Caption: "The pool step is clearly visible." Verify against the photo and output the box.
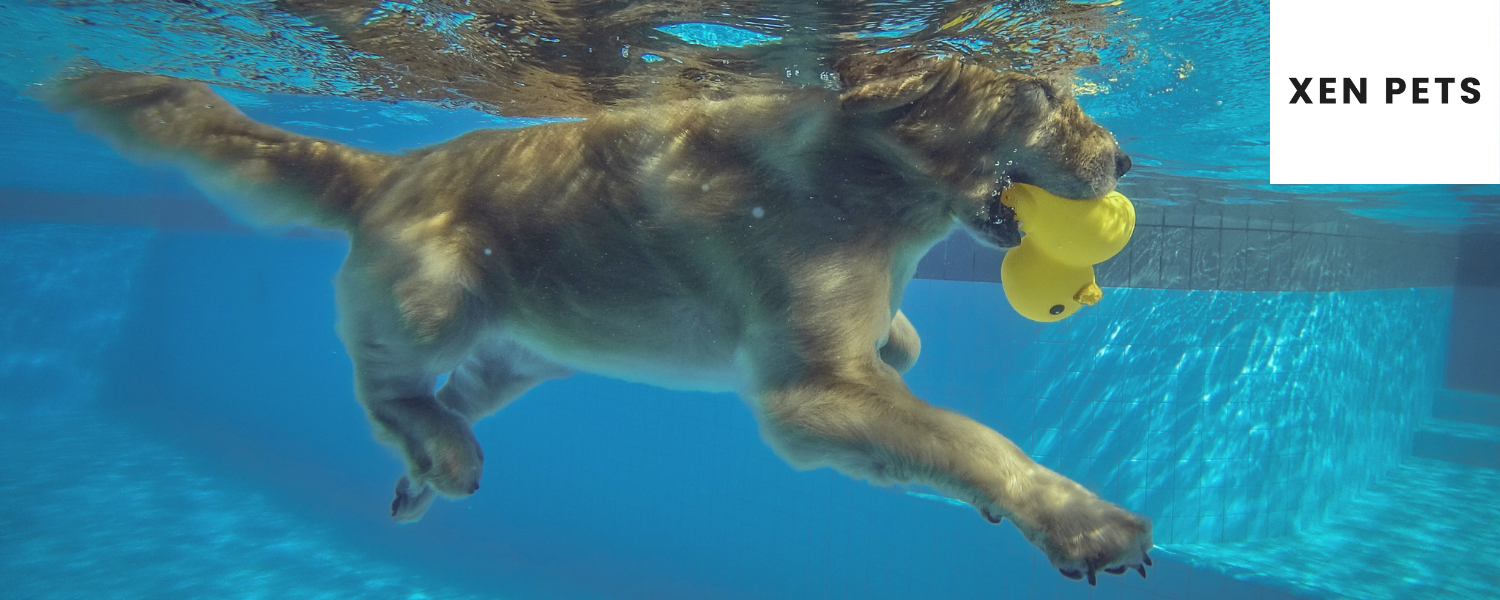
[1431,389,1500,427]
[1161,456,1500,599]
[1412,390,1500,470]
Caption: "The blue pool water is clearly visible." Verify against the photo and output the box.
[2,2,1498,599]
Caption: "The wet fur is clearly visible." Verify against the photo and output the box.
[46,56,1151,583]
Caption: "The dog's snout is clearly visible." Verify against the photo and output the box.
[1115,152,1132,178]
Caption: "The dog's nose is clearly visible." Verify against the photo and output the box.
[1115,152,1132,178]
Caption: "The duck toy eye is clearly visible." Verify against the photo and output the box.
[998,183,1136,322]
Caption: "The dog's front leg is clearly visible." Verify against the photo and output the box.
[754,361,1152,583]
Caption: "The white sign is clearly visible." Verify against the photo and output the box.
[1270,1,1500,184]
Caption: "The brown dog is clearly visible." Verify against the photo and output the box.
[46,55,1150,585]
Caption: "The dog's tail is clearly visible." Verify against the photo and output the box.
[41,70,395,230]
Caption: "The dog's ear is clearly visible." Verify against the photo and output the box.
[836,53,950,113]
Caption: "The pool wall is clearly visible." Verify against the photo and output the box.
[1447,231,1500,397]
[0,223,154,416]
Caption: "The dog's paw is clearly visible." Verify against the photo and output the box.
[391,475,439,523]
[1028,496,1153,586]
[374,397,485,502]
[406,421,484,499]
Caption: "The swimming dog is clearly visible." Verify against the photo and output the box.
[47,54,1149,584]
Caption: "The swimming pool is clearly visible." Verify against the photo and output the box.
[1,1,1497,599]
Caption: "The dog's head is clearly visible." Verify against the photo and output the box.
[839,55,1130,246]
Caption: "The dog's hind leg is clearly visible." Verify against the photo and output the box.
[383,340,573,522]
[878,310,921,374]
[435,339,573,425]
[335,259,487,524]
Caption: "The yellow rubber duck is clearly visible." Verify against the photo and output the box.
[999,183,1136,322]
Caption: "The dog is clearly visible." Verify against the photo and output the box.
[46,54,1150,585]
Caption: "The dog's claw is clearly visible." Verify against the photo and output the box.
[1142,550,1153,567]
[1136,564,1148,578]
[1083,559,1100,586]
